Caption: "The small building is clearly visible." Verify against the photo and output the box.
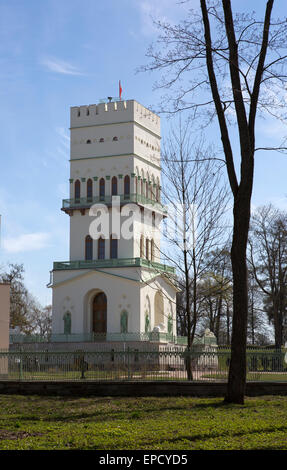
[0,283,10,377]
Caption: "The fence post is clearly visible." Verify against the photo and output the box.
[127,347,130,380]
[19,348,23,381]
[81,359,86,379]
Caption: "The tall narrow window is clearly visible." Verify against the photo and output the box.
[111,176,118,196]
[110,236,118,259]
[99,178,105,201]
[140,235,144,258]
[146,239,149,260]
[152,212,155,228]
[124,175,130,199]
[156,186,160,202]
[87,178,93,202]
[98,237,105,259]
[75,180,81,202]
[85,235,93,260]
[151,239,155,261]
[146,181,149,199]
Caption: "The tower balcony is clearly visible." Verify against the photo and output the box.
[53,257,175,274]
[61,193,167,215]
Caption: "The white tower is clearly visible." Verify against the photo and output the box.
[50,98,178,343]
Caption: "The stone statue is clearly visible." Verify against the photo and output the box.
[120,311,128,334]
[204,328,215,337]
[63,311,71,335]
[145,313,150,333]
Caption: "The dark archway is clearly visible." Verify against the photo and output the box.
[92,292,107,334]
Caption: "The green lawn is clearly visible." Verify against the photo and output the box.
[0,394,287,450]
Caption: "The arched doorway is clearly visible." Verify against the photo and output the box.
[92,292,107,334]
[154,291,164,327]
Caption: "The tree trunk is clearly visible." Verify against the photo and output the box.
[215,295,222,340]
[226,303,230,345]
[225,193,251,404]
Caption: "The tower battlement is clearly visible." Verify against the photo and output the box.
[70,99,160,136]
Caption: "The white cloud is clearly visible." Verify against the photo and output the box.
[138,1,171,36]
[40,57,84,76]
[56,127,70,149]
[2,232,51,253]
[137,0,191,36]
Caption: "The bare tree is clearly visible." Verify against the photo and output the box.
[0,263,30,331]
[0,263,51,337]
[141,0,287,403]
[249,204,287,348]
[199,248,233,344]
[160,122,230,378]
[25,300,52,339]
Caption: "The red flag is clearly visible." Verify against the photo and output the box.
[119,80,122,100]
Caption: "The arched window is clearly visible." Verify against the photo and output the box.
[111,176,118,196]
[98,237,105,259]
[140,235,144,258]
[146,239,149,260]
[156,186,160,202]
[99,137,104,143]
[124,175,130,199]
[151,239,155,261]
[112,136,118,141]
[145,313,150,333]
[146,181,149,199]
[85,235,93,260]
[86,139,91,144]
[87,178,93,202]
[141,179,144,196]
[152,212,155,228]
[110,236,118,259]
[168,314,173,335]
[154,291,164,326]
[63,311,71,335]
[74,180,81,202]
[99,178,105,201]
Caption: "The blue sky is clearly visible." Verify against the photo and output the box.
[0,0,287,306]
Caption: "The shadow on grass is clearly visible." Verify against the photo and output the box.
[0,395,275,428]
[97,423,287,451]
[1,399,236,425]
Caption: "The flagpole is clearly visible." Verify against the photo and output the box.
[119,80,122,101]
